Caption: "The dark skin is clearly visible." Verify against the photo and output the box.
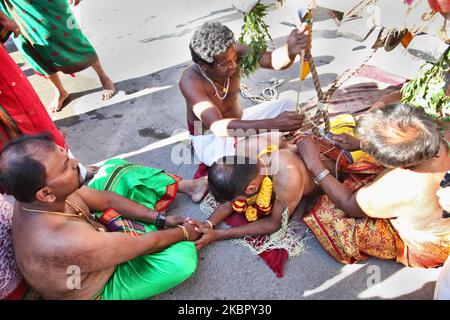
[0,9,20,38]
[187,148,331,250]
[180,24,311,137]
[11,145,202,300]
[296,135,367,218]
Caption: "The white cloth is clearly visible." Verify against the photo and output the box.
[434,256,450,300]
[191,98,295,166]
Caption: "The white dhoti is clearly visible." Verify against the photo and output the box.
[190,98,295,166]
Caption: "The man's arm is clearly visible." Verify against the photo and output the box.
[179,72,303,136]
[0,9,20,38]
[55,219,198,273]
[77,186,160,224]
[369,90,402,111]
[296,136,367,218]
[237,24,311,71]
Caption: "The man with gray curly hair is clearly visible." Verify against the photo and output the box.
[189,22,236,66]
[180,21,311,178]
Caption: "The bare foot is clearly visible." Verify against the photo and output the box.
[86,165,100,180]
[184,176,209,203]
[100,76,115,100]
[51,90,70,112]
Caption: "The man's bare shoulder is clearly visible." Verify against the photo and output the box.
[179,65,203,89]
[272,150,306,188]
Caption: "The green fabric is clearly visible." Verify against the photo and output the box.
[0,0,98,75]
[88,158,197,300]
[88,158,177,217]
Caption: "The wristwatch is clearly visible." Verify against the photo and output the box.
[313,169,330,186]
[155,212,166,230]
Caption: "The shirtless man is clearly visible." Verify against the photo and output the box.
[188,135,326,250]
[0,134,207,300]
[297,103,450,267]
[179,21,310,169]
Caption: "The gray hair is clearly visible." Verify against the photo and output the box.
[189,22,235,64]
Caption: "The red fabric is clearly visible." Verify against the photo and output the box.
[0,44,65,148]
[3,279,29,300]
[224,210,289,278]
[193,163,209,179]
[428,0,450,13]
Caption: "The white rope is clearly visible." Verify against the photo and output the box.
[240,77,284,102]
[231,207,309,258]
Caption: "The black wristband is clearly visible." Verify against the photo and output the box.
[155,213,166,230]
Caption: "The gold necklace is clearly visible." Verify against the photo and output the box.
[196,64,230,99]
[22,200,105,232]
[21,206,82,218]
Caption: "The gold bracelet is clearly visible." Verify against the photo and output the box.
[177,225,189,241]
[205,219,214,229]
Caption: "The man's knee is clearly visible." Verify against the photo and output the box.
[169,242,198,283]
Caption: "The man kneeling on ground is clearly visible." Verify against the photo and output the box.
[0,134,208,300]
[297,103,450,267]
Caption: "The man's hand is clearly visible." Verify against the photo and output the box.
[329,133,361,152]
[270,111,305,132]
[437,187,450,212]
[165,215,190,228]
[181,221,201,242]
[286,23,311,59]
[0,16,20,38]
[188,219,219,250]
[296,135,323,171]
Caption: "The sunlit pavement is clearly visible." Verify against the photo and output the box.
[7,0,442,299]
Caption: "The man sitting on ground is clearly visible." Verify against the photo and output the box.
[180,21,310,177]
[0,134,208,300]
[297,103,450,267]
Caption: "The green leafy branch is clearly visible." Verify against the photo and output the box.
[401,49,450,122]
[238,2,273,77]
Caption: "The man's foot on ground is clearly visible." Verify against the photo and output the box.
[100,77,115,100]
[86,165,100,180]
[50,90,70,112]
[188,176,209,203]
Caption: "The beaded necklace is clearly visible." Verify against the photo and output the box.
[197,64,230,100]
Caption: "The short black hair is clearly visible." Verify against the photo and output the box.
[356,103,441,168]
[208,156,258,203]
[0,133,56,203]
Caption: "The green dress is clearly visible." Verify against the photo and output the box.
[88,158,197,300]
[0,0,98,75]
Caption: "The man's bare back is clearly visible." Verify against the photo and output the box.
[12,191,113,300]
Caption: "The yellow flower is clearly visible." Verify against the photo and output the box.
[256,176,272,209]
[245,206,258,222]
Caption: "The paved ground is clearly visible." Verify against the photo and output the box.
[7,0,444,299]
